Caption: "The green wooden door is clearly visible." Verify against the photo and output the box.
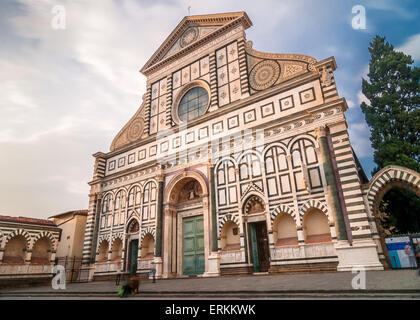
[129,239,138,275]
[249,223,260,272]
[183,215,205,275]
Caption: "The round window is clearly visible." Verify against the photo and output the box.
[178,86,209,122]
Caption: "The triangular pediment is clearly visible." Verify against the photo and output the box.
[140,12,252,75]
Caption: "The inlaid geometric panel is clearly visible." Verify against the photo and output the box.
[261,102,275,118]
[279,95,294,111]
[186,131,195,144]
[199,127,209,140]
[200,56,209,75]
[226,42,238,63]
[138,149,146,160]
[108,160,116,171]
[216,47,227,67]
[128,153,135,164]
[217,65,228,87]
[181,66,190,85]
[229,79,241,102]
[218,84,230,106]
[228,60,240,81]
[118,157,125,168]
[227,115,239,129]
[212,121,224,135]
[191,61,200,80]
[308,167,322,188]
[160,141,169,153]
[299,88,316,104]
[173,136,181,149]
[172,70,181,89]
[243,109,256,124]
[149,145,157,156]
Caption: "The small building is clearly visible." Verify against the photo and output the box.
[49,210,88,260]
[0,215,61,288]
[49,210,88,282]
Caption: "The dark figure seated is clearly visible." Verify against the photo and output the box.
[120,276,139,297]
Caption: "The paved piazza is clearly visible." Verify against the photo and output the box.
[1,270,419,299]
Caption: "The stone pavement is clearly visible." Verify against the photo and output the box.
[1,269,419,299]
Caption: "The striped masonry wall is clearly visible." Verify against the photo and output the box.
[81,194,98,264]
[237,39,250,96]
[330,129,372,239]
[209,53,218,109]
[144,86,152,135]
[165,74,173,127]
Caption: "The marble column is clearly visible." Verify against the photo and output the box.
[315,126,348,241]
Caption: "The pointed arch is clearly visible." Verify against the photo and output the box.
[367,165,420,214]
[218,214,240,234]
[110,232,124,246]
[271,203,296,224]
[140,226,156,243]
[299,199,330,223]
[5,229,31,247]
[32,231,57,250]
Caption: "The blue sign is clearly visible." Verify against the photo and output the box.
[385,236,417,269]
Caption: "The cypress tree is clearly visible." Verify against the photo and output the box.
[361,35,420,234]
[361,35,420,173]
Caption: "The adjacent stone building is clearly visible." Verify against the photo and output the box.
[81,12,420,280]
[49,210,88,260]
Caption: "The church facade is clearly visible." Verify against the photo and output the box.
[81,12,420,279]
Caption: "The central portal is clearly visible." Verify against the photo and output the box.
[162,171,210,278]
[182,215,205,275]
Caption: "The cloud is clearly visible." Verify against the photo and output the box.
[357,90,370,105]
[1,0,402,218]
[364,0,417,20]
[397,33,420,62]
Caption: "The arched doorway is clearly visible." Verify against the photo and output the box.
[163,171,209,278]
[366,165,420,268]
[31,237,52,264]
[243,195,270,273]
[3,235,28,264]
[126,219,139,275]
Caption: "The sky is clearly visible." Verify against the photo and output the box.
[0,0,419,219]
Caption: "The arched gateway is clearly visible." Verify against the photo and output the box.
[162,170,210,277]
[365,165,420,266]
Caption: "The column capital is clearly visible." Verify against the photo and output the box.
[314,125,327,140]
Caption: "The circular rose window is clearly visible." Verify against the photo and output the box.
[178,86,209,122]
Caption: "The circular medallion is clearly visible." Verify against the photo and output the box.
[127,118,144,142]
[249,60,280,91]
[180,27,199,48]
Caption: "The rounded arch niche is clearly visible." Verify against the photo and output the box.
[243,195,266,215]
[164,170,209,206]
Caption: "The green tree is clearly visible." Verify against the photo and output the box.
[361,35,420,234]
[361,35,420,174]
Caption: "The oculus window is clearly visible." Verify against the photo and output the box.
[178,86,209,122]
